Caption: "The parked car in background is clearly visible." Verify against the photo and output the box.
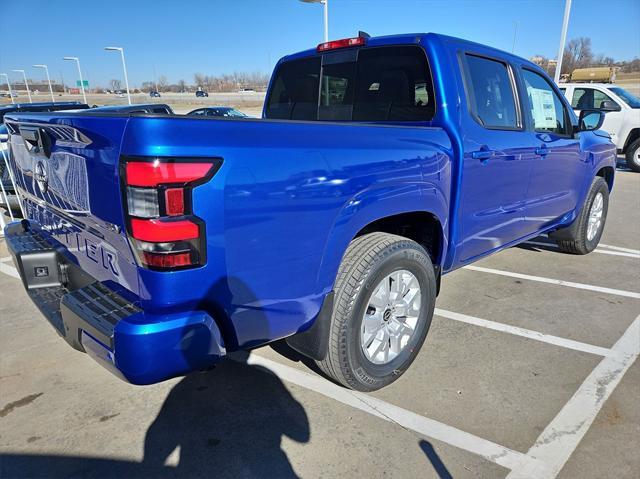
[560,83,640,171]
[3,33,616,391]
[149,91,161,98]
[195,90,209,97]
[187,106,249,118]
[89,103,174,115]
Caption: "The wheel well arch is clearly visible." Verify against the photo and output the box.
[596,166,614,190]
[623,128,640,152]
[354,211,444,265]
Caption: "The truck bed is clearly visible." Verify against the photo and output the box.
[5,112,453,352]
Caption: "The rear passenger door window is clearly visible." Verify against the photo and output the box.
[521,69,570,136]
[462,54,519,129]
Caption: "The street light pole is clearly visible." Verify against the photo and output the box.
[33,64,54,102]
[0,73,14,104]
[554,0,572,84]
[323,0,328,42]
[63,57,87,104]
[512,21,519,54]
[300,0,329,42]
[12,70,32,103]
[105,47,131,105]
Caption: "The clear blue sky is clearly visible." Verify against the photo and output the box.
[1,0,638,88]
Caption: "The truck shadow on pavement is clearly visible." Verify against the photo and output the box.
[0,353,311,478]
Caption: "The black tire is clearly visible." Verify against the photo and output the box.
[317,232,436,391]
[551,177,609,255]
[625,138,640,173]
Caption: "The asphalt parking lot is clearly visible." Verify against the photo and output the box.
[0,165,638,478]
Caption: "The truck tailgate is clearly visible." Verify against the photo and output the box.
[4,115,140,296]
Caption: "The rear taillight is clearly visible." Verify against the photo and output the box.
[122,157,221,271]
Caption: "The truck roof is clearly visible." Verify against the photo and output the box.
[278,32,540,70]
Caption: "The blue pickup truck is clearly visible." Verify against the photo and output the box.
[3,33,616,391]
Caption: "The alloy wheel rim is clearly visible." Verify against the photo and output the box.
[360,270,421,365]
[587,192,604,241]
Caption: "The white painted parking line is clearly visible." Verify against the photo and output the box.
[434,309,613,358]
[241,353,539,472]
[0,260,19,279]
[598,243,640,255]
[524,241,640,259]
[464,265,640,300]
[507,314,640,479]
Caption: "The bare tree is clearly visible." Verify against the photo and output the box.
[193,73,205,90]
[157,75,168,92]
[177,79,186,92]
[562,37,593,74]
[593,54,615,66]
[141,81,155,92]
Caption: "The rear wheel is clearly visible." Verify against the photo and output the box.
[317,232,436,391]
[625,138,640,173]
[552,176,609,255]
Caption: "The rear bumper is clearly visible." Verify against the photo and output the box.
[4,220,226,385]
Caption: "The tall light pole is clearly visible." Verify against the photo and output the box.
[554,0,572,84]
[300,0,329,42]
[33,64,54,102]
[105,47,131,105]
[512,21,519,54]
[0,73,14,104]
[63,56,87,104]
[12,70,32,103]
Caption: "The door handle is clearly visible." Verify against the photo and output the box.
[535,146,549,157]
[471,149,495,160]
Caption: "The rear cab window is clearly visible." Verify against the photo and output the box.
[265,45,435,122]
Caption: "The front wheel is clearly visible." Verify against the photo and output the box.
[626,138,640,173]
[552,176,609,254]
[317,232,436,391]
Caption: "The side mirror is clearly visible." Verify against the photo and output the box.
[0,133,8,143]
[600,100,621,112]
[578,109,605,132]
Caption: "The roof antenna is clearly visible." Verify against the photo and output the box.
[358,31,371,39]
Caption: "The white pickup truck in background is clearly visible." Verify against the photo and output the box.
[560,83,640,172]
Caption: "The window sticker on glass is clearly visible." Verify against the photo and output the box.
[530,88,557,129]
